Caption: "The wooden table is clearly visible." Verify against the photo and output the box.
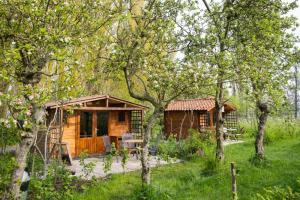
[123,139,143,148]
[123,139,143,144]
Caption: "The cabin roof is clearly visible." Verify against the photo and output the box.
[165,97,236,111]
[45,94,147,109]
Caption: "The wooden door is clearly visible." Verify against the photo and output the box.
[94,112,108,153]
[77,111,108,156]
[78,111,94,155]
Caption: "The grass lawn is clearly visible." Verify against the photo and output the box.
[73,136,300,200]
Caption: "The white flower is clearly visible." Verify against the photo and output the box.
[28,95,34,100]
[26,110,31,116]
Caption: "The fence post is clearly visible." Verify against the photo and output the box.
[231,162,238,200]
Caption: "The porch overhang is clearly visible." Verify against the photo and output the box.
[75,107,144,111]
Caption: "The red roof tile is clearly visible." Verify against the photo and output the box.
[165,97,235,111]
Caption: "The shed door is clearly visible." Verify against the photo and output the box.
[94,112,108,153]
[77,111,108,155]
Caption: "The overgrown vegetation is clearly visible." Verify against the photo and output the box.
[73,134,300,200]
[157,129,214,161]
[0,153,16,199]
[253,179,300,200]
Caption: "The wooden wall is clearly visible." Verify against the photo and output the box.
[108,111,130,136]
[164,111,199,139]
[62,113,76,157]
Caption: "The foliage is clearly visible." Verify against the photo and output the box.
[73,136,300,200]
[0,153,16,198]
[253,179,300,200]
[29,161,76,200]
[201,157,221,177]
[157,129,213,161]
[103,142,117,176]
[103,154,113,176]
[241,118,300,144]
[132,184,172,200]
[0,118,20,152]
[79,150,96,178]
[120,147,129,173]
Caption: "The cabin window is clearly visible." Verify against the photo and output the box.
[131,111,142,133]
[118,111,126,122]
[96,112,108,136]
[80,112,93,138]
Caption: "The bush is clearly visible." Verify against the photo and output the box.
[132,184,172,200]
[0,118,20,152]
[157,129,213,161]
[29,161,76,200]
[252,179,300,200]
[201,157,221,176]
[0,153,16,198]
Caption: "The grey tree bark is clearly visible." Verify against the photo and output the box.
[141,109,160,185]
[215,83,225,161]
[294,65,298,119]
[255,101,269,158]
[10,99,45,199]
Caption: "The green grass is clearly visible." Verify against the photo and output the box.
[73,136,300,200]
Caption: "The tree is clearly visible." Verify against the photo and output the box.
[294,65,299,119]
[101,0,205,185]
[182,0,239,161]
[0,1,113,197]
[232,0,298,158]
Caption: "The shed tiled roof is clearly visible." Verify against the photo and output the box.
[166,98,215,111]
[165,97,236,111]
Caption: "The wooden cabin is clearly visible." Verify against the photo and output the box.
[44,95,146,158]
[164,98,236,139]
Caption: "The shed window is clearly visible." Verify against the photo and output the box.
[80,112,93,138]
[118,112,126,122]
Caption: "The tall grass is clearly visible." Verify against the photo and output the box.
[239,118,300,144]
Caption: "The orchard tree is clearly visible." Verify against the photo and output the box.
[101,0,206,185]
[182,0,239,161]
[0,1,114,198]
[232,0,298,159]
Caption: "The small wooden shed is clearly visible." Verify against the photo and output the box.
[44,95,146,158]
[164,98,236,139]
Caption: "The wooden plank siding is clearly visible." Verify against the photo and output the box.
[164,111,200,139]
[62,113,76,157]
[108,111,130,137]
[45,95,146,158]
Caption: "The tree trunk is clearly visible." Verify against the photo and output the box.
[10,130,36,199]
[10,102,44,199]
[255,101,269,158]
[215,83,225,161]
[141,109,160,185]
[294,65,298,119]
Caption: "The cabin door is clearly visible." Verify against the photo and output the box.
[77,111,108,155]
[94,112,108,153]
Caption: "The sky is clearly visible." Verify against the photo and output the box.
[291,2,300,38]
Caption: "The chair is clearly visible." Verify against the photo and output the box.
[103,136,111,154]
[122,133,139,157]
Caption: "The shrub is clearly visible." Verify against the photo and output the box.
[157,129,213,161]
[0,118,20,153]
[29,161,76,200]
[132,184,172,200]
[252,179,300,200]
[79,150,96,178]
[0,153,16,198]
[201,157,221,176]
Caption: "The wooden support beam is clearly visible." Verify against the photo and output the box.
[76,107,144,111]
